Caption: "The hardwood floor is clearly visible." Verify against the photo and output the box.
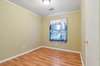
[0,48,82,66]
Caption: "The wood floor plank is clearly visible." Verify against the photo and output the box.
[0,48,82,66]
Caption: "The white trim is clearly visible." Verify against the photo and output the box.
[48,10,80,16]
[0,46,43,64]
[6,0,39,16]
[80,54,85,66]
[42,46,84,66]
[41,46,80,54]
[0,46,84,66]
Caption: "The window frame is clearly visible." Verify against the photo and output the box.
[49,18,68,42]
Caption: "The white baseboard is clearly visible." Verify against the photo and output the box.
[42,46,84,66]
[0,46,84,66]
[80,54,85,66]
[41,46,80,54]
[0,46,43,64]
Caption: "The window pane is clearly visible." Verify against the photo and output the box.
[49,18,67,42]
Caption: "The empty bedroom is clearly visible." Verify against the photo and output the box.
[0,0,99,66]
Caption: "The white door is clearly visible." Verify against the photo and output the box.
[82,0,100,66]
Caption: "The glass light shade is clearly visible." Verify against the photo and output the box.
[42,0,51,5]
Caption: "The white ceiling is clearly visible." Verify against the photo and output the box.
[8,0,81,16]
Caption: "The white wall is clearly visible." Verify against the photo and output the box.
[0,0,42,61]
[81,0,100,66]
[42,11,81,51]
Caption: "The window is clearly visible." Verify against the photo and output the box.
[49,18,67,42]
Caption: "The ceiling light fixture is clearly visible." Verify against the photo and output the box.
[42,0,51,5]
